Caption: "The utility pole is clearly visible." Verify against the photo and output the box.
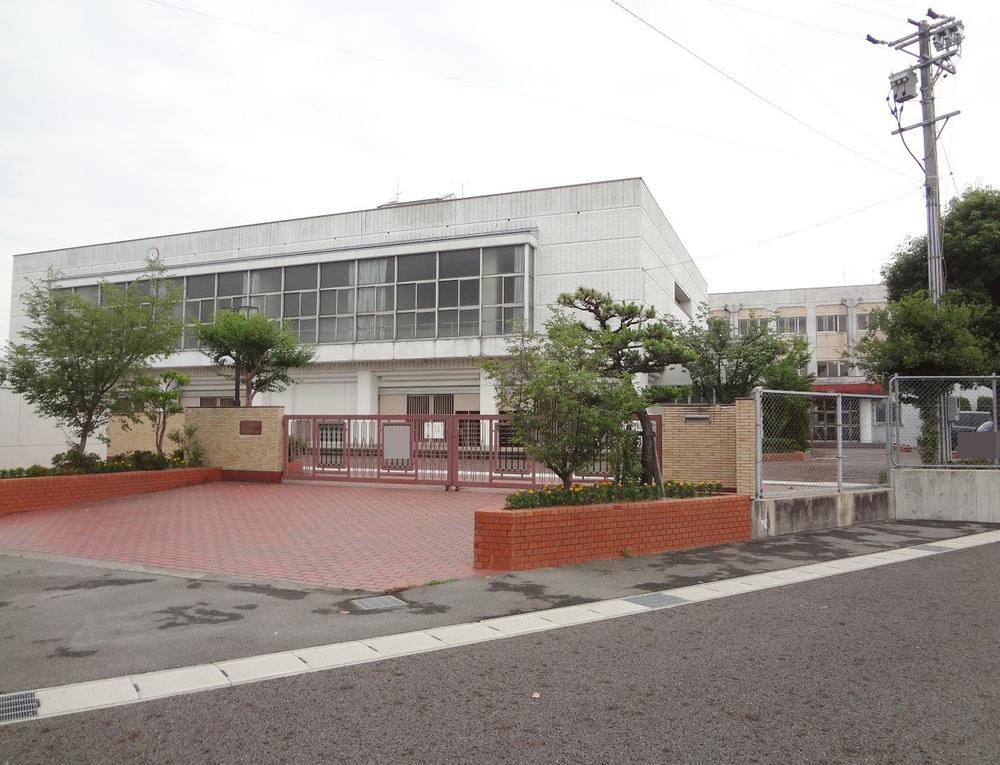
[868,10,964,304]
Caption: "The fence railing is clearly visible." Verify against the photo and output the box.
[888,375,999,469]
[283,413,660,489]
[754,388,891,498]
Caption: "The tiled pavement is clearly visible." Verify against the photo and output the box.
[0,482,502,591]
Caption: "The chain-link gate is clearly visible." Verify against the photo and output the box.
[888,375,1000,468]
[754,388,891,498]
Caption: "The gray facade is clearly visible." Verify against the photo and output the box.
[2,178,707,465]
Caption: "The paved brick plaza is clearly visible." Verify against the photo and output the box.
[0,482,501,591]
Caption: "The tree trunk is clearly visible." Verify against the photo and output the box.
[155,415,166,457]
[244,373,254,407]
[636,409,663,494]
[77,430,88,455]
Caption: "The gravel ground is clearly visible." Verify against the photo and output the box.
[2,542,998,764]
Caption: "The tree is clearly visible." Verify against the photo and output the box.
[197,311,315,406]
[482,317,644,489]
[0,258,182,454]
[882,186,1000,365]
[855,292,990,462]
[556,288,695,488]
[884,186,1000,304]
[126,370,191,456]
[674,309,814,404]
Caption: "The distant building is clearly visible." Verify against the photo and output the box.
[708,283,886,390]
[708,284,889,446]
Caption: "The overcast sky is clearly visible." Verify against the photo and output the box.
[2,0,997,339]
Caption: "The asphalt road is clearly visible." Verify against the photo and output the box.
[3,542,999,764]
[1,520,992,691]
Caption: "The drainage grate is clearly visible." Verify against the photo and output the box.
[623,592,688,609]
[350,595,408,611]
[0,691,40,723]
[910,543,951,553]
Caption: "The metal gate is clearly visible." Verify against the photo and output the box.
[283,414,660,489]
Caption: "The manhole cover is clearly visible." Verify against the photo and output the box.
[350,595,408,611]
[0,691,40,723]
[623,592,688,609]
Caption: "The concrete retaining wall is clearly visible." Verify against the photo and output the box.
[894,468,1000,523]
[752,488,895,538]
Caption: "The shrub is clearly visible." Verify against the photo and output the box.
[504,480,723,509]
[977,395,994,412]
[51,450,105,474]
[958,396,972,411]
[127,450,170,471]
[168,425,205,467]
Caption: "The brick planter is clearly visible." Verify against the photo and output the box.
[0,467,223,517]
[474,494,751,571]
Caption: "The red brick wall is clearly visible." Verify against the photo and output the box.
[0,467,223,516]
[474,495,751,571]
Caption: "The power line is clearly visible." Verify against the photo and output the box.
[941,142,960,197]
[607,0,916,181]
[141,0,840,160]
[815,0,900,22]
[708,0,899,165]
[710,0,861,39]
[641,184,922,274]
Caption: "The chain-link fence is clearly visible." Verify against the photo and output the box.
[755,389,891,497]
[889,375,1000,468]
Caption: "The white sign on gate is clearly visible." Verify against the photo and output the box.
[383,424,411,468]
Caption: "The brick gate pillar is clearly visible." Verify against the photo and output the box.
[184,406,286,482]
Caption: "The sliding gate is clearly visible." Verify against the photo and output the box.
[283,414,660,489]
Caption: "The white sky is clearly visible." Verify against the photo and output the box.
[2,0,997,340]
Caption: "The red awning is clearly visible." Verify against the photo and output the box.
[811,382,885,395]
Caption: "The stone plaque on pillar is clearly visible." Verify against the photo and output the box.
[239,420,263,436]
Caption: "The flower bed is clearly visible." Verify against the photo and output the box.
[505,480,723,509]
[475,493,751,571]
[0,467,223,517]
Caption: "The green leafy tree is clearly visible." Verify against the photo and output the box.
[483,317,645,489]
[126,370,191,456]
[0,258,182,454]
[855,292,990,462]
[556,287,695,488]
[674,309,814,403]
[883,186,1000,365]
[197,311,315,406]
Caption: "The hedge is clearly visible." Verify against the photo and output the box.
[505,480,724,509]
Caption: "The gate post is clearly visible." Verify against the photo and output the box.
[753,387,763,499]
[836,393,844,492]
[447,415,459,490]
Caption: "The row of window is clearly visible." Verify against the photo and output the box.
[816,360,855,377]
[59,245,531,348]
[735,313,873,335]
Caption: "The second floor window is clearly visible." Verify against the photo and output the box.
[816,360,853,377]
[816,314,846,333]
[776,315,806,334]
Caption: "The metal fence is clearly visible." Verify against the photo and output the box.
[283,414,660,489]
[754,388,891,498]
[888,375,999,468]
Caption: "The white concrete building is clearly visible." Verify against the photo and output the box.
[708,284,890,446]
[2,178,706,466]
[708,283,887,386]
